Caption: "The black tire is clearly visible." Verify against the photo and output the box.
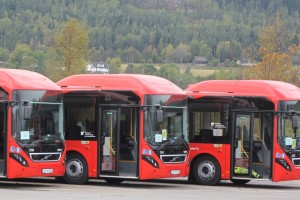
[104,178,123,184]
[192,155,221,186]
[231,179,250,185]
[63,153,88,184]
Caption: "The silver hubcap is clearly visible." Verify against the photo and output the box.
[198,161,215,180]
[66,159,83,179]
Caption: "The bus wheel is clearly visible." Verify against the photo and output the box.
[64,153,88,184]
[231,179,250,185]
[104,178,123,184]
[192,155,221,185]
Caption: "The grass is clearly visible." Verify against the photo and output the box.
[190,68,216,77]
[120,63,219,78]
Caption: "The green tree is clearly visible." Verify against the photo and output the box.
[46,18,89,81]
[106,57,122,74]
[0,48,10,62]
[120,47,141,63]
[157,64,181,85]
[161,44,174,63]
[199,41,213,61]
[9,44,32,68]
[173,43,192,63]
[216,41,230,63]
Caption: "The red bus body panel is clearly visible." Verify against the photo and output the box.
[186,80,300,182]
[189,143,231,179]
[58,74,189,180]
[0,69,66,179]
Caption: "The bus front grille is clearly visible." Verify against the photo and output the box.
[160,154,187,163]
[30,152,62,162]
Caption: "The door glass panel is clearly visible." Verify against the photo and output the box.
[234,114,251,176]
[119,107,138,177]
[0,103,6,176]
[100,109,118,173]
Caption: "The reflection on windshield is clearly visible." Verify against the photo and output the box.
[12,90,64,154]
[278,115,300,150]
[145,107,188,146]
[144,95,188,150]
[278,101,300,150]
[12,103,64,146]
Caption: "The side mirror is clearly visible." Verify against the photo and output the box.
[156,109,163,124]
[23,105,32,120]
[292,115,298,129]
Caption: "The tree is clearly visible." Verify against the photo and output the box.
[161,44,174,63]
[46,18,89,81]
[244,12,297,84]
[289,44,300,66]
[258,11,289,56]
[173,43,192,63]
[0,48,10,62]
[9,44,32,68]
[245,53,294,82]
[216,41,230,63]
[106,57,122,74]
[157,64,181,85]
[120,47,141,63]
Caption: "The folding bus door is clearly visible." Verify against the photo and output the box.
[232,112,271,180]
[232,112,254,179]
[99,107,138,178]
[0,103,7,177]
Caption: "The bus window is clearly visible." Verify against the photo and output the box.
[189,101,229,143]
[64,96,96,140]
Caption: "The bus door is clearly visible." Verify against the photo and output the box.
[99,107,138,178]
[232,112,272,180]
[0,102,7,177]
[232,112,254,179]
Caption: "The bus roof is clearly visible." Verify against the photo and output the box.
[0,68,60,91]
[57,74,185,95]
[185,80,300,100]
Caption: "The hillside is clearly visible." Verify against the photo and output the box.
[0,0,299,88]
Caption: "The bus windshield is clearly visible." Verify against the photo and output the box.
[144,95,188,149]
[12,90,64,161]
[278,101,300,150]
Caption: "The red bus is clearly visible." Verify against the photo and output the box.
[185,80,300,185]
[0,69,65,179]
[57,74,189,184]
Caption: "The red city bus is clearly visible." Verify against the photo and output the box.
[185,80,300,185]
[0,69,65,179]
[57,74,189,184]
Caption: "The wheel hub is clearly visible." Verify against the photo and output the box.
[198,161,215,180]
[66,159,83,178]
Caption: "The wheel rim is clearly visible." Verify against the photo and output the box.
[66,158,83,179]
[197,161,215,181]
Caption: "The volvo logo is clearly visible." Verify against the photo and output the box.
[170,156,179,162]
[41,155,52,160]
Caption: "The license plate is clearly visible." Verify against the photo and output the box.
[42,168,53,174]
[170,170,180,175]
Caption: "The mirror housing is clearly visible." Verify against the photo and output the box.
[23,104,32,120]
[156,109,163,124]
[291,115,299,129]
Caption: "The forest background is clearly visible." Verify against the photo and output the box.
[0,0,300,89]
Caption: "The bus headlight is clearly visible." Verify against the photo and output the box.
[9,153,29,167]
[275,158,291,171]
[142,155,159,168]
